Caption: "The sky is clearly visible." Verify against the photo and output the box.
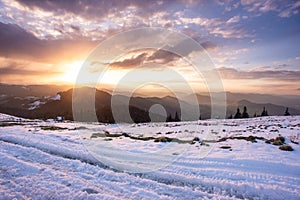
[0,0,299,95]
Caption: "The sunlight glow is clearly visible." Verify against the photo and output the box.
[59,60,84,84]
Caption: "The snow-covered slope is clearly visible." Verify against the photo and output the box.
[0,113,26,121]
[0,113,299,199]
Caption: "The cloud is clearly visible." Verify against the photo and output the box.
[180,28,203,42]
[241,0,300,18]
[147,49,180,64]
[2,0,296,47]
[0,63,31,75]
[200,41,218,51]
[0,62,55,76]
[148,38,214,65]
[109,53,148,68]
[1,0,200,42]
[241,0,276,12]
[180,29,218,51]
[226,15,240,24]
[0,59,63,84]
[250,65,279,71]
[0,22,41,58]
[179,16,223,27]
[210,26,252,38]
[179,15,252,39]
[0,19,218,74]
[211,47,249,64]
[107,37,213,69]
[107,34,218,69]
[258,1,277,12]
[0,22,97,63]
[2,0,255,43]
[107,49,180,69]
[15,0,180,20]
[217,67,300,81]
[278,0,300,17]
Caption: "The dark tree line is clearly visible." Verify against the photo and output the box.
[228,106,291,119]
[230,106,249,119]
[166,111,180,122]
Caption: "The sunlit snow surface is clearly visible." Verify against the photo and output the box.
[0,113,299,199]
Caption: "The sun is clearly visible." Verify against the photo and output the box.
[59,60,84,84]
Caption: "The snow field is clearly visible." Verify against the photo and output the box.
[0,114,299,199]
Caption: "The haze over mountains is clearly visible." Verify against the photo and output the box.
[0,83,299,122]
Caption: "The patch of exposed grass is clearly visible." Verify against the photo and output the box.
[68,126,88,131]
[40,126,68,131]
[90,132,122,139]
[0,122,25,127]
[154,137,196,144]
[154,136,173,143]
[218,135,265,143]
[121,132,155,141]
[90,132,199,144]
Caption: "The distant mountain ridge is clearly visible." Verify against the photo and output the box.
[0,83,70,98]
[0,83,299,122]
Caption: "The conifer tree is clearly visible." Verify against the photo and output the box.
[174,111,180,122]
[166,114,173,122]
[242,106,249,118]
[284,107,290,116]
[261,107,269,116]
[265,109,269,116]
[234,107,242,119]
[261,107,266,116]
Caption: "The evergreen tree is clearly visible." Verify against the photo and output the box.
[174,112,180,122]
[242,106,249,118]
[199,115,202,120]
[284,107,290,116]
[261,107,265,116]
[253,112,257,117]
[265,109,269,116]
[166,114,173,122]
[261,107,269,116]
[234,107,242,119]
[228,114,233,119]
